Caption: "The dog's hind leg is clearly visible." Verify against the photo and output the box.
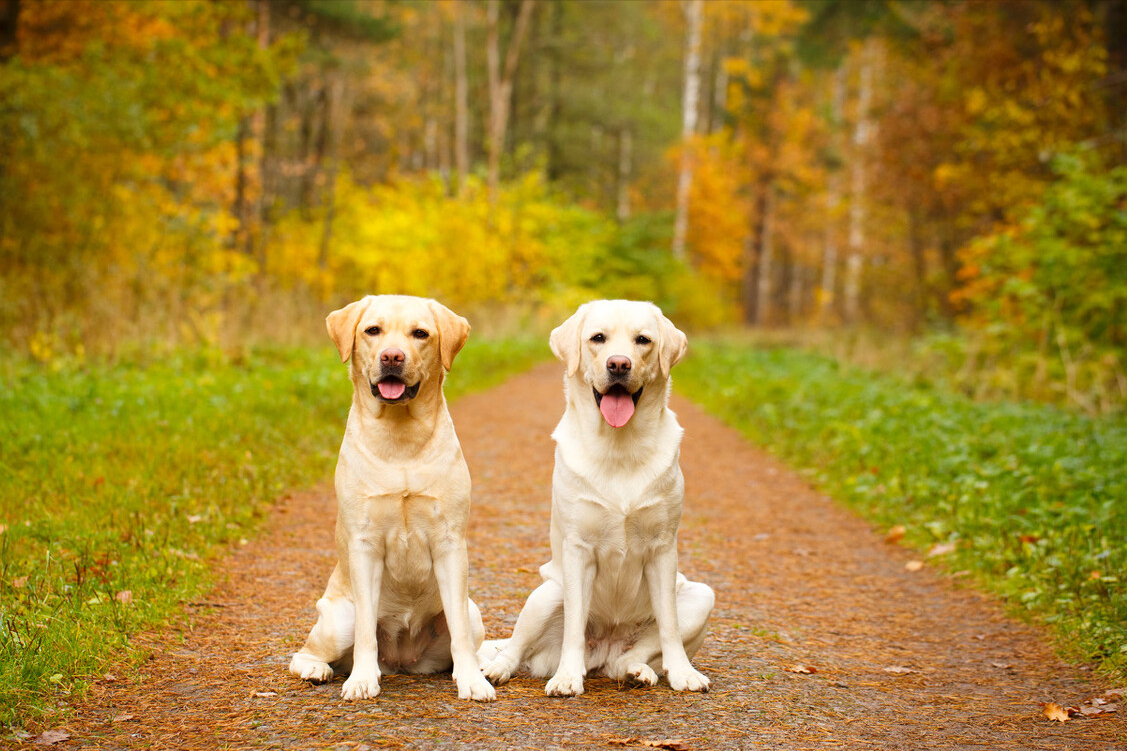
[482,580,564,685]
[289,564,355,684]
[607,577,714,688]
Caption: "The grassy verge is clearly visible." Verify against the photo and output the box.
[0,337,547,728]
[678,340,1126,678]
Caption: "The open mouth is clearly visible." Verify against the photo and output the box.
[371,376,421,403]
[592,384,643,428]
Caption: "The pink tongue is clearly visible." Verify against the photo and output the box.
[599,390,635,428]
[378,380,406,400]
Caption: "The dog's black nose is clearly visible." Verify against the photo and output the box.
[381,348,406,367]
[606,356,632,375]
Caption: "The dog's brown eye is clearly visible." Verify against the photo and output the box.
[365,326,381,336]
[412,329,429,339]
[635,335,652,345]
[590,333,605,344]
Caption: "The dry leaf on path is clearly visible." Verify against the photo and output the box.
[928,542,957,558]
[252,691,278,698]
[642,741,689,751]
[905,560,924,572]
[32,730,71,746]
[608,740,638,747]
[885,525,906,544]
[883,666,918,675]
[1042,702,1071,722]
[111,712,135,723]
[785,665,817,674]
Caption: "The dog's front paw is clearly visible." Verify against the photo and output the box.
[289,653,334,684]
[455,669,497,702]
[482,653,517,686]
[341,670,381,700]
[666,666,710,692]
[545,667,585,697]
[625,662,659,687]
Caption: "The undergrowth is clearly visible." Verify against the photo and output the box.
[0,337,547,728]
[678,340,1126,680]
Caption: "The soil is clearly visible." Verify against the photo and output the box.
[35,363,1124,750]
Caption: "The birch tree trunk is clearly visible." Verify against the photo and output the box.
[616,127,633,222]
[453,1,469,187]
[820,62,846,323]
[671,0,703,260]
[754,184,776,326]
[844,41,874,324]
[486,0,535,199]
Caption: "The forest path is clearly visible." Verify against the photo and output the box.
[58,363,1122,750]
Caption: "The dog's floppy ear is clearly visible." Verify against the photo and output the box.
[657,312,688,378]
[325,296,373,363]
[549,303,589,378]
[428,299,471,371]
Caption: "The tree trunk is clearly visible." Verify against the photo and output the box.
[616,127,633,223]
[844,41,874,325]
[0,0,18,62]
[671,0,703,260]
[233,116,251,251]
[486,0,535,199]
[317,77,345,285]
[453,0,469,188]
[820,63,846,323]
[755,184,776,326]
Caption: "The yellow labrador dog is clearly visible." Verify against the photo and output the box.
[289,295,495,702]
[482,300,713,696]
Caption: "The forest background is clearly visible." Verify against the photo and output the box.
[1,0,1126,413]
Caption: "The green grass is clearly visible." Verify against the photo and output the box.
[678,339,1127,678]
[0,337,547,728]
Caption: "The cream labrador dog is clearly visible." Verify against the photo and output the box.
[482,300,713,696]
[288,294,496,702]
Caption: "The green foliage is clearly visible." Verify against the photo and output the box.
[954,152,1127,413]
[0,337,546,727]
[679,340,1127,678]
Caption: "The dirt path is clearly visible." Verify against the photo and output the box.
[50,363,1122,750]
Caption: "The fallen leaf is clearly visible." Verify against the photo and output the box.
[32,729,71,746]
[187,515,203,524]
[989,662,1012,669]
[12,575,29,588]
[885,525,906,543]
[515,567,534,574]
[1019,534,1039,544]
[905,560,924,572]
[252,691,278,698]
[115,590,133,604]
[111,712,135,723]
[883,666,918,675]
[1078,703,1117,716]
[608,740,637,747]
[1089,570,1102,579]
[642,741,689,751]
[785,665,817,674]
[100,673,118,683]
[928,542,957,558]
[1104,688,1125,699]
[1042,702,1070,722]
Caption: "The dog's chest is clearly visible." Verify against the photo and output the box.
[555,461,682,550]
